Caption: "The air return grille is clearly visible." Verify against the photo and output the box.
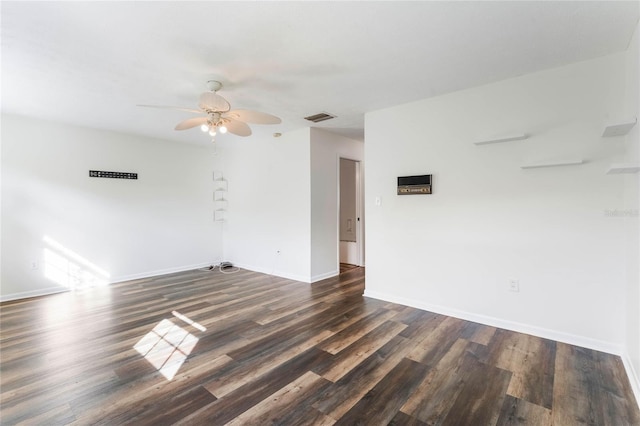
[304,112,336,123]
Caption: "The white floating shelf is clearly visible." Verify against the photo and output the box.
[473,133,528,146]
[520,159,584,169]
[606,163,640,174]
[602,118,637,137]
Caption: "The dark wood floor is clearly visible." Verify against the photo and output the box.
[339,263,358,274]
[1,267,638,425]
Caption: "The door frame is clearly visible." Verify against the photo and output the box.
[337,157,364,267]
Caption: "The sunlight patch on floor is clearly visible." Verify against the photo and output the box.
[134,317,200,380]
[172,310,207,332]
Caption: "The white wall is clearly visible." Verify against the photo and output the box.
[364,53,631,354]
[1,114,222,301]
[217,128,312,282]
[623,23,640,402]
[310,128,364,281]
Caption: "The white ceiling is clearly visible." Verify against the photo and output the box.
[2,1,638,145]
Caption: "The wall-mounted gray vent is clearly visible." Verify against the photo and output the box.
[304,112,336,123]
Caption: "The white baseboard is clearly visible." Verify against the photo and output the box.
[622,353,640,410]
[363,289,623,355]
[204,261,337,284]
[1,262,215,302]
[110,262,213,284]
[232,262,311,283]
[0,286,70,303]
[311,270,339,283]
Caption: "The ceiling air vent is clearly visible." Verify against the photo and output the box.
[304,112,336,123]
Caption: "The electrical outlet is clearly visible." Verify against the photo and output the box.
[509,279,519,292]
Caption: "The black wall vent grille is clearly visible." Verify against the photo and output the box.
[89,170,138,180]
[304,112,336,123]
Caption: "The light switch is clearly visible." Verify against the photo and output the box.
[375,196,381,206]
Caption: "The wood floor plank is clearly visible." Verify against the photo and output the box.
[406,315,467,366]
[316,320,407,382]
[1,370,120,424]
[98,385,217,426]
[238,301,335,340]
[254,297,328,325]
[312,335,414,420]
[488,330,556,409]
[496,395,553,425]
[1,266,638,424]
[225,371,333,425]
[333,357,430,425]
[552,342,610,425]
[593,349,640,425]
[273,406,337,426]
[203,328,335,397]
[469,323,497,346]
[400,338,472,423]
[175,347,333,424]
[316,308,398,354]
[73,355,232,424]
[440,356,512,425]
[552,343,640,426]
[391,306,434,325]
[10,403,76,425]
[388,411,427,426]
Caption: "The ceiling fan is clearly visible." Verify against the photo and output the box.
[139,80,281,142]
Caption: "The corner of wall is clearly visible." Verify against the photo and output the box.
[623,352,640,411]
[623,19,640,410]
[218,127,313,282]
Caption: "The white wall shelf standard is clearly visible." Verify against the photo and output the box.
[520,159,583,169]
[214,209,226,222]
[606,163,640,174]
[602,118,637,137]
[214,178,227,191]
[473,133,528,146]
[213,170,227,222]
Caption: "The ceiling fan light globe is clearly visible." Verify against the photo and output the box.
[209,129,217,136]
[219,125,228,134]
[200,124,209,132]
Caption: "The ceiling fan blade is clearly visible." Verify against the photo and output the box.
[224,119,252,137]
[199,92,231,113]
[175,116,208,130]
[225,109,281,125]
[137,104,203,114]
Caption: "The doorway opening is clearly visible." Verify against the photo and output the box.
[339,158,363,272]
